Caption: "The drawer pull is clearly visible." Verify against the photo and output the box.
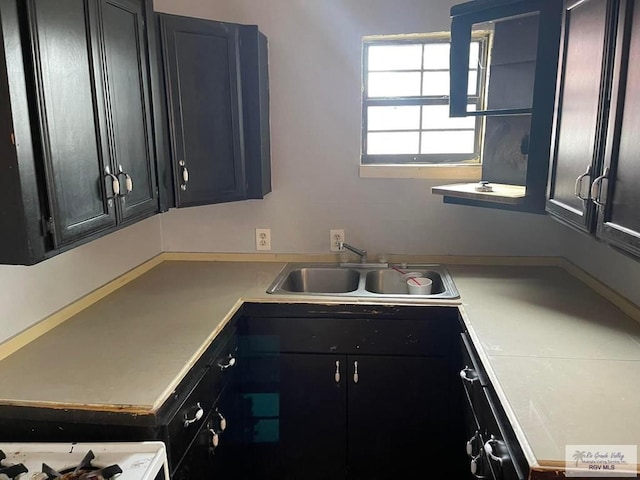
[484,436,505,465]
[183,402,204,427]
[216,409,227,431]
[353,361,359,384]
[218,355,236,370]
[459,366,478,383]
[334,360,340,383]
[466,431,481,457]
[179,160,189,191]
[209,428,219,448]
[470,455,489,479]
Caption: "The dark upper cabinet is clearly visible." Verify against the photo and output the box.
[432,0,563,214]
[100,0,158,224]
[547,0,616,233]
[597,0,640,256]
[157,13,271,208]
[548,0,640,259]
[0,0,160,265]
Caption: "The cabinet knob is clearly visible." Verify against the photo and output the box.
[117,164,133,196]
[590,167,609,207]
[183,402,204,427]
[574,164,592,201]
[334,360,340,383]
[104,166,120,199]
[353,360,359,384]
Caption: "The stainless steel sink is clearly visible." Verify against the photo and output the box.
[276,267,360,293]
[266,263,459,299]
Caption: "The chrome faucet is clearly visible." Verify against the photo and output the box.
[339,242,367,263]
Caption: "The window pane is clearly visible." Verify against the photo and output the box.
[368,45,422,71]
[468,69,478,95]
[368,72,421,97]
[470,41,480,68]
[423,43,449,70]
[368,132,419,154]
[421,71,449,96]
[421,131,475,154]
[368,106,421,131]
[421,105,476,129]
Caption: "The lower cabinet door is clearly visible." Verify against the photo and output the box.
[347,355,452,480]
[240,352,347,480]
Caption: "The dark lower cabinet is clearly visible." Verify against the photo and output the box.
[238,304,465,480]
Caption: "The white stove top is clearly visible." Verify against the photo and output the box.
[0,442,169,480]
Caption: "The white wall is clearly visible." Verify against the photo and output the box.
[155,0,569,259]
[0,216,162,342]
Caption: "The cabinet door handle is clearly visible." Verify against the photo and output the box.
[209,428,220,448]
[179,160,189,191]
[183,402,204,427]
[353,360,359,384]
[334,360,340,383]
[117,164,133,196]
[104,166,120,199]
[590,167,609,207]
[459,366,478,383]
[574,164,592,200]
[218,355,236,370]
[216,408,227,431]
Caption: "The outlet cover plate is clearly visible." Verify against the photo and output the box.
[330,229,345,252]
[256,228,271,251]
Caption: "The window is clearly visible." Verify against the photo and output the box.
[361,34,486,172]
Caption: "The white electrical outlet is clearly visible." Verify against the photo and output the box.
[330,229,345,252]
[256,228,271,251]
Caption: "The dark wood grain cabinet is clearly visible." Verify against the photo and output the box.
[548,0,640,258]
[0,0,160,265]
[238,304,465,480]
[157,14,271,208]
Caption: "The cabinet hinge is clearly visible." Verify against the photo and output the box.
[41,216,54,235]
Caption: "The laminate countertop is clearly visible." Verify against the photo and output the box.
[0,260,639,475]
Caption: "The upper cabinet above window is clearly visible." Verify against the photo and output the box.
[431,0,563,214]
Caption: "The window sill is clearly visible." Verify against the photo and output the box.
[359,164,482,180]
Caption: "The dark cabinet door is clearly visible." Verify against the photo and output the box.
[241,352,347,480]
[100,0,158,223]
[347,355,451,480]
[547,0,615,232]
[597,0,640,256]
[160,15,247,207]
[27,0,117,247]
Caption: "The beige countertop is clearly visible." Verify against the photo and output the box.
[0,259,639,474]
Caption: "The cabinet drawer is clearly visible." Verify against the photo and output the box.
[242,317,451,356]
[165,331,238,471]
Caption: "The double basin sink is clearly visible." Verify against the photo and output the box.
[266,263,459,299]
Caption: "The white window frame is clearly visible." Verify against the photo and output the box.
[359,32,488,180]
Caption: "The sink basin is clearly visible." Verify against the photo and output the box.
[364,269,446,295]
[277,267,360,293]
[267,263,459,299]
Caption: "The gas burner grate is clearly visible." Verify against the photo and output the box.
[0,449,28,479]
[41,450,122,480]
